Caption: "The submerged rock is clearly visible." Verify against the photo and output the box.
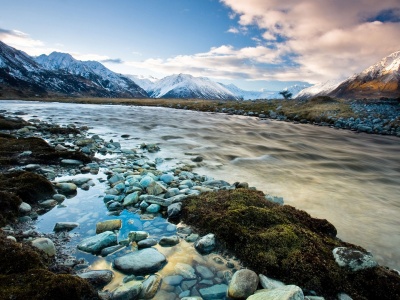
[113,248,167,275]
[110,280,142,300]
[139,274,162,299]
[77,231,117,254]
[199,284,228,300]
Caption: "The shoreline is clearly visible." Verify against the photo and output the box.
[0,107,400,298]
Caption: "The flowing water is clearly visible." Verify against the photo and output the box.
[1,100,400,270]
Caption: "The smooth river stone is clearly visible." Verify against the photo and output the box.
[77,231,117,254]
[139,274,162,299]
[31,237,56,257]
[77,270,114,288]
[96,219,122,234]
[227,269,259,299]
[247,285,304,300]
[113,248,167,275]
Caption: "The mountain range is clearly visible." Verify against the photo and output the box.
[0,40,399,100]
[298,51,400,100]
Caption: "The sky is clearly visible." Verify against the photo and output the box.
[0,0,400,91]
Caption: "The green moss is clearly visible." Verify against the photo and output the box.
[0,269,99,300]
[0,232,99,299]
[0,191,22,227]
[0,135,91,167]
[0,171,55,204]
[181,189,400,300]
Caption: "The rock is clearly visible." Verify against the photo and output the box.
[191,156,203,162]
[237,182,249,189]
[71,177,91,186]
[39,199,58,208]
[6,236,16,242]
[137,238,158,249]
[55,182,77,194]
[185,233,199,243]
[101,244,125,256]
[164,275,184,285]
[77,231,118,254]
[139,274,162,299]
[195,265,214,279]
[159,236,180,247]
[181,297,203,300]
[78,270,114,288]
[52,194,66,202]
[180,179,195,188]
[61,159,83,166]
[55,144,68,151]
[337,293,353,300]
[247,285,304,300]
[110,280,142,300]
[181,279,197,290]
[333,247,378,271]
[164,188,180,198]
[109,174,125,185]
[19,202,32,214]
[227,269,259,299]
[96,219,122,234]
[113,248,167,275]
[167,202,182,219]
[146,181,167,195]
[202,180,230,188]
[123,192,140,206]
[139,195,170,207]
[160,173,175,184]
[54,222,79,232]
[146,204,161,213]
[128,231,149,242]
[199,284,228,300]
[140,176,155,188]
[174,262,196,279]
[259,274,285,289]
[195,233,215,254]
[31,237,56,257]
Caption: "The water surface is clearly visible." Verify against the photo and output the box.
[2,100,399,269]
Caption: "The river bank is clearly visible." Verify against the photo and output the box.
[1,109,400,299]
[1,96,399,137]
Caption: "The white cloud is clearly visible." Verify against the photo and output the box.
[227,27,240,34]
[220,0,400,82]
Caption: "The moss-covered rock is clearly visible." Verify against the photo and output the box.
[0,171,55,204]
[0,135,90,167]
[181,189,400,300]
[0,232,99,299]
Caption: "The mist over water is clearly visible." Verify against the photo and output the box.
[2,100,400,269]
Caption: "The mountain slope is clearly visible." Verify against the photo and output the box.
[35,52,148,97]
[295,80,343,100]
[148,74,240,100]
[125,74,158,92]
[330,51,400,99]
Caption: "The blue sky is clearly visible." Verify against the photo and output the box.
[1,0,400,91]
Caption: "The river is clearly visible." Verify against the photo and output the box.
[1,100,399,270]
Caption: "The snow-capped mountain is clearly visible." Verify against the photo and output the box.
[329,51,400,99]
[125,74,158,92]
[295,80,343,100]
[0,41,148,98]
[147,74,240,100]
[36,52,147,97]
[221,83,310,100]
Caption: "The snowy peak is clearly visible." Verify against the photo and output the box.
[126,74,158,92]
[35,51,147,97]
[148,73,240,100]
[329,50,400,99]
[296,80,342,100]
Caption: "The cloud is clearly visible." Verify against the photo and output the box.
[219,0,400,82]
[100,58,124,64]
[227,27,240,34]
[0,28,47,55]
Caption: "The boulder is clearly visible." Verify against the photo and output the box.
[159,236,180,247]
[77,231,117,254]
[53,222,79,232]
[31,237,56,256]
[139,274,162,299]
[333,247,378,271]
[227,269,259,299]
[113,248,166,275]
[199,284,228,300]
[110,280,142,300]
[96,219,122,234]
[259,274,285,289]
[247,285,304,300]
[78,270,114,288]
[195,233,215,254]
